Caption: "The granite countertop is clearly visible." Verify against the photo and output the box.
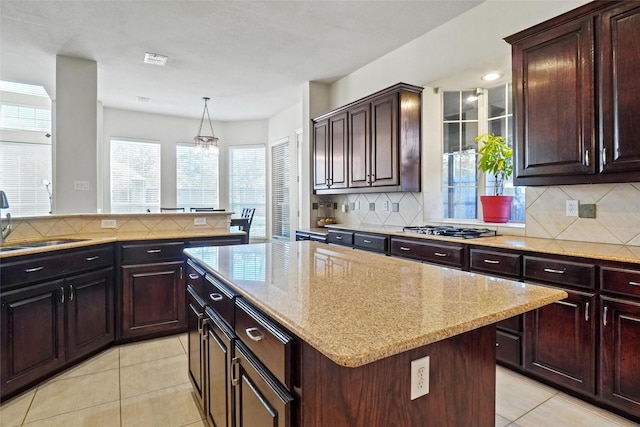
[185,241,566,368]
[326,224,640,264]
[0,229,244,259]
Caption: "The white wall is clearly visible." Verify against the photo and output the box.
[102,107,267,212]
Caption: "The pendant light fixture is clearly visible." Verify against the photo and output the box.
[194,97,219,155]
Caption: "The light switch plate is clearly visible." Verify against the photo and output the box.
[391,203,399,212]
[369,202,375,211]
[579,204,596,218]
[74,180,90,191]
[194,217,207,225]
[101,219,117,229]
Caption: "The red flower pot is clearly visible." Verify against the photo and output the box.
[480,195,513,223]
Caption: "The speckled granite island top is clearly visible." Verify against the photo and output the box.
[185,241,567,368]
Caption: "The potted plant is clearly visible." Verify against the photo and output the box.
[476,133,513,223]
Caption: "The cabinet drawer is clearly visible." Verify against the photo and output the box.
[496,330,522,367]
[601,267,640,298]
[390,238,465,268]
[203,274,236,328]
[470,249,521,279]
[353,233,388,254]
[327,230,354,247]
[235,298,293,389]
[0,245,114,290]
[121,241,185,264]
[186,260,205,295]
[523,256,596,289]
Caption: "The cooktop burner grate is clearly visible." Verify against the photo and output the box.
[402,225,497,239]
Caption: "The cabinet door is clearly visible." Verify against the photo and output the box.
[206,309,234,427]
[511,15,595,182]
[524,290,596,395]
[600,2,640,175]
[313,119,329,190]
[600,296,640,417]
[66,268,114,361]
[187,285,206,410]
[1,280,65,398]
[234,341,293,427]
[348,103,371,188]
[328,112,348,189]
[370,93,399,187]
[121,261,185,339]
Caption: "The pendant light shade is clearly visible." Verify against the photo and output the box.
[194,97,219,155]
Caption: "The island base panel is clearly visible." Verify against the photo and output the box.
[301,325,496,426]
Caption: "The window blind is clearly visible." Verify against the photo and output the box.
[176,143,219,209]
[0,103,51,132]
[229,145,266,239]
[110,139,160,213]
[0,141,52,216]
[271,140,290,239]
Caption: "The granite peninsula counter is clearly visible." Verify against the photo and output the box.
[184,241,566,426]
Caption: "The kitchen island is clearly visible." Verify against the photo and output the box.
[185,241,567,426]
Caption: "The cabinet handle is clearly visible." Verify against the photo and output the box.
[201,319,209,341]
[483,259,500,264]
[189,273,199,280]
[197,313,204,334]
[363,239,372,244]
[496,342,500,347]
[245,327,265,342]
[399,246,411,251]
[629,281,640,287]
[25,266,44,273]
[231,357,240,386]
[602,147,607,165]
[543,268,565,274]
[60,286,65,304]
[603,306,608,326]
[335,236,342,240]
[585,149,590,167]
[85,256,100,261]
[69,285,74,302]
[584,302,589,322]
[434,252,448,257]
[180,266,183,280]
[146,249,162,253]
[209,293,223,302]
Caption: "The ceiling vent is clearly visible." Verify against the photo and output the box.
[143,52,168,66]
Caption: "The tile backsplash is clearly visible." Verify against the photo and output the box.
[325,182,640,247]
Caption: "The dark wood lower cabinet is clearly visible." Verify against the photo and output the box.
[600,296,640,418]
[187,285,207,409]
[1,280,65,398]
[524,290,597,395]
[120,261,185,340]
[206,307,235,427]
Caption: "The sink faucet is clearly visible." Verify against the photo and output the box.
[0,191,13,243]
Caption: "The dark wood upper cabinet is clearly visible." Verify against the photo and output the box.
[314,82,422,194]
[506,0,640,185]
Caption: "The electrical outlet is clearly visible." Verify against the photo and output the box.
[410,356,430,400]
[369,202,375,211]
[566,200,579,217]
[383,201,389,211]
[349,202,355,210]
[73,180,90,191]
[194,217,207,225]
[101,219,117,229]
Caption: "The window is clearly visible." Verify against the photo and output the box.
[442,90,479,219]
[176,143,219,209]
[486,84,524,222]
[110,139,160,213]
[0,104,51,132]
[0,141,52,216]
[441,84,525,222]
[271,139,290,240]
[229,145,266,239]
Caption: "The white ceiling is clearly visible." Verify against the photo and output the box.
[0,0,484,121]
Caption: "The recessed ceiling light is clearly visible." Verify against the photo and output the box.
[144,52,168,66]
[481,72,503,81]
[136,96,152,103]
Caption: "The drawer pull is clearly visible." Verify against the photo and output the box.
[189,273,200,280]
[553,300,576,308]
[434,252,448,257]
[25,266,44,273]
[85,256,100,261]
[245,327,265,342]
[483,259,500,264]
[543,268,565,274]
[584,302,589,322]
[335,236,342,240]
[629,281,640,287]
[60,287,65,304]
[209,293,223,302]
[603,306,608,326]
[363,239,372,244]
[69,285,74,302]
[147,249,162,253]
[496,342,500,347]
[399,246,411,251]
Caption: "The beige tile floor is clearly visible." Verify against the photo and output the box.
[1,334,638,427]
